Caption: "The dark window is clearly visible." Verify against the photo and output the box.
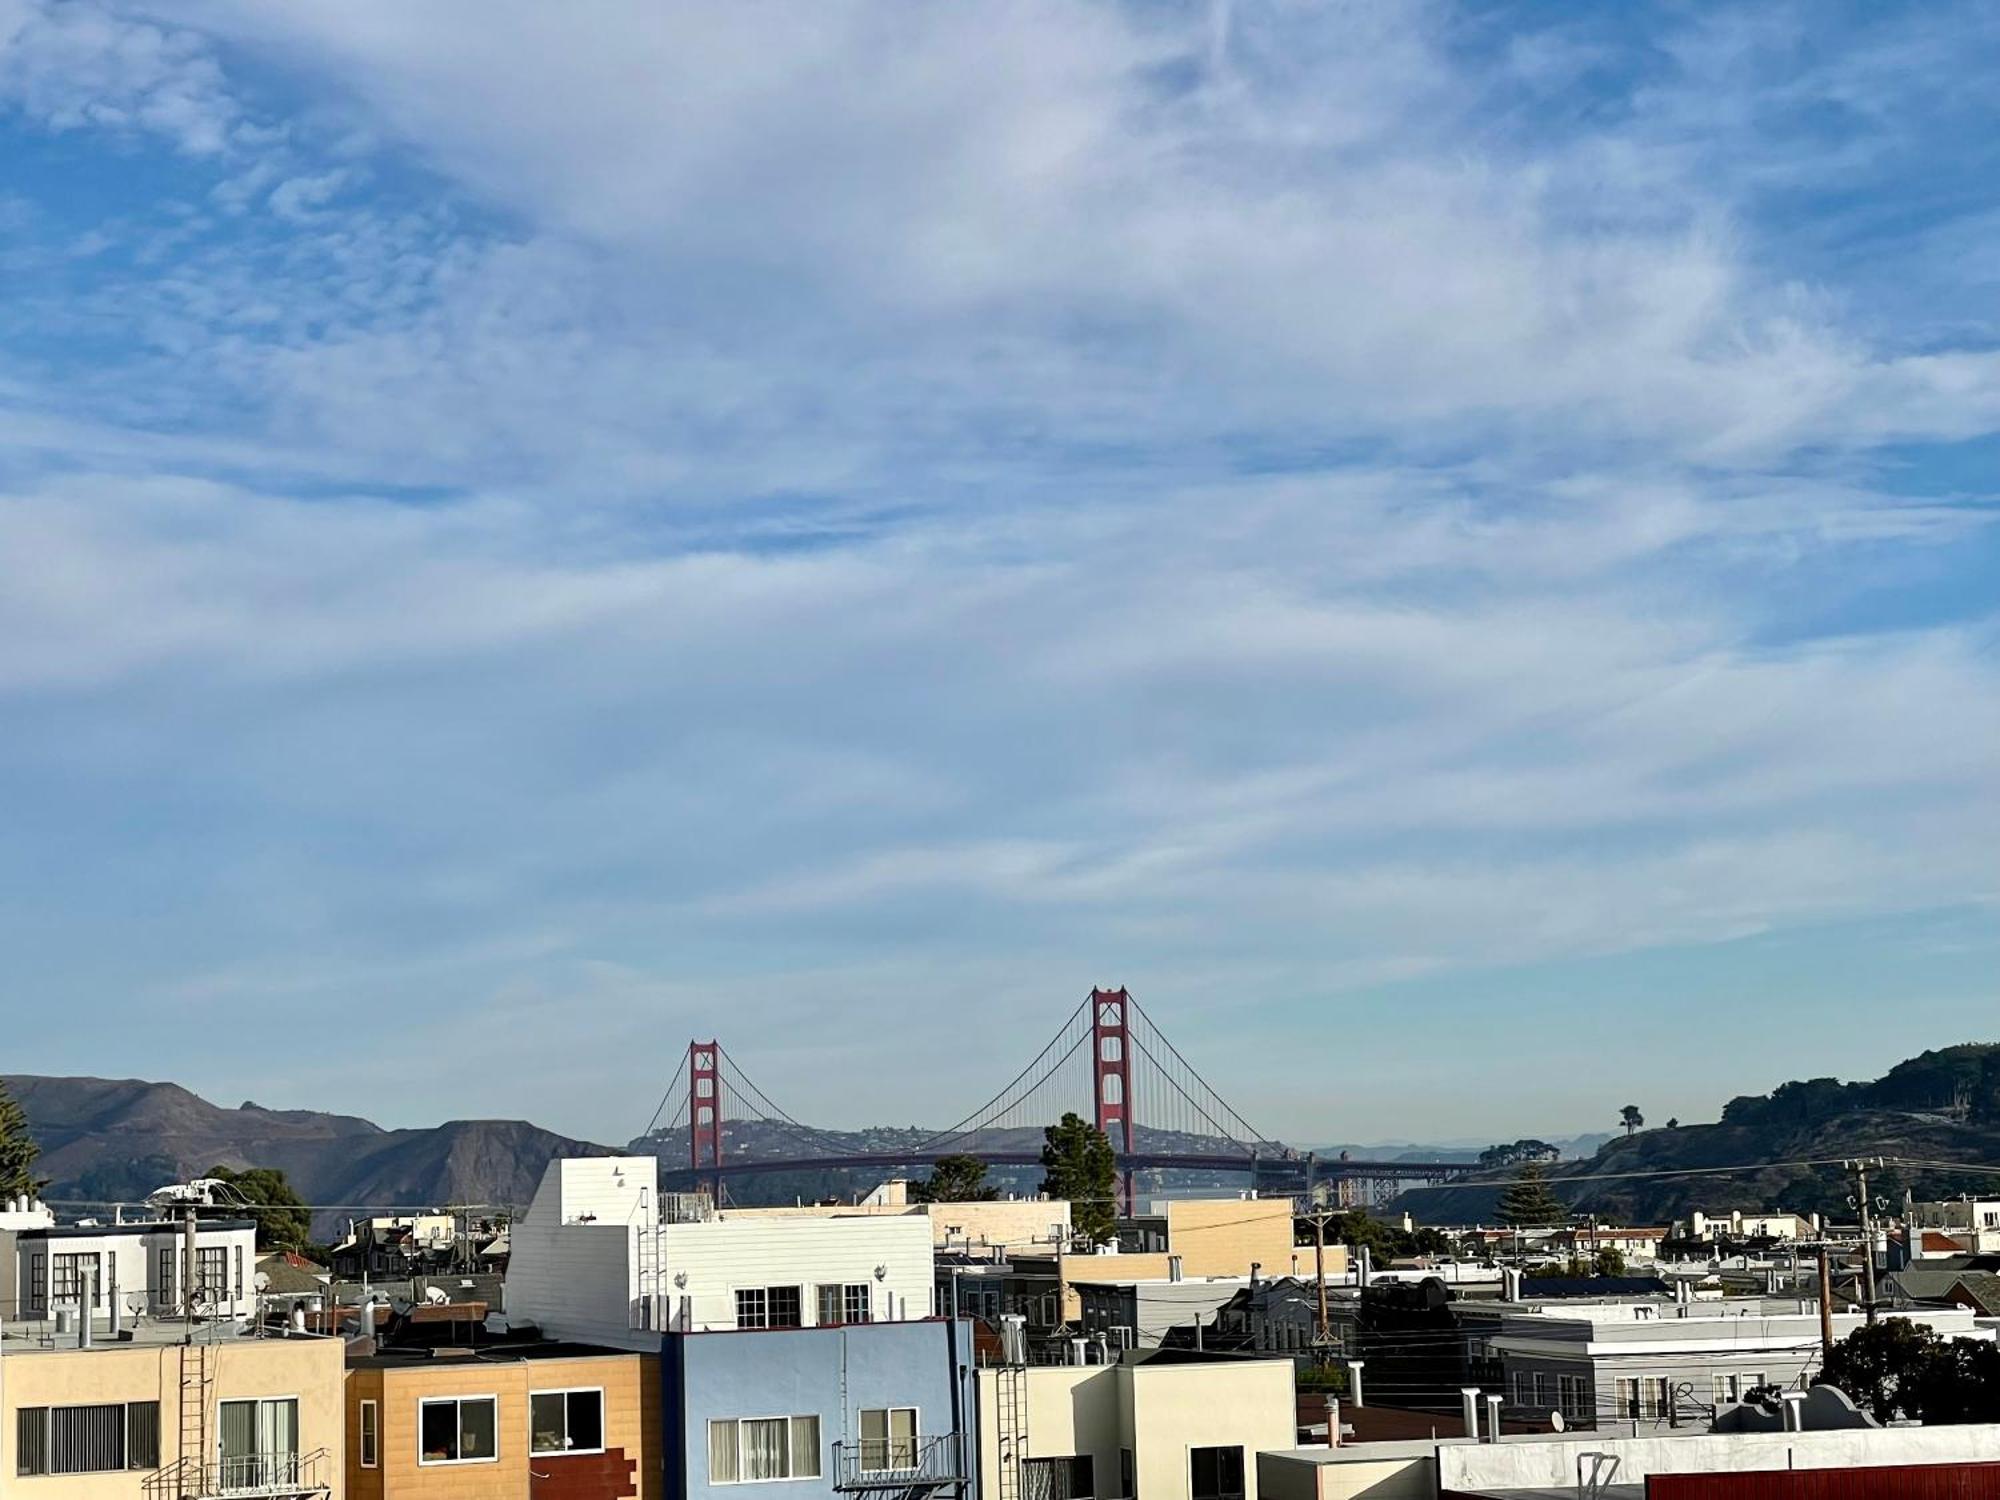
[359,1401,378,1468]
[530,1390,604,1456]
[768,1285,803,1327]
[52,1404,126,1474]
[127,1402,160,1469]
[419,1397,496,1464]
[28,1252,45,1311]
[735,1288,768,1327]
[1023,1455,1093,1500]
[17,1408,47,1476]
[1190,1445,1244,1500]
[1119,1449,1133,1498]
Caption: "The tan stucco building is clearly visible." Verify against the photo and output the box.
[976,1349,1297,1500]
[1,1323,346,1498]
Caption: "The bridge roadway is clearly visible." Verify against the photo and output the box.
[658,1149,1481,1186]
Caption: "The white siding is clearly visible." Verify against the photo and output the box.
[4,1223,257,1322]
[501,1157,657,1350]
[660,1214,934,1331]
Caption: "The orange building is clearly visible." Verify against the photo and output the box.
[345,1341,661,1500]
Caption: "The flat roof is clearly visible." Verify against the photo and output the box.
[348,1339,640,1369]
[10,1219,256,1241]
[0,1321,335,1356]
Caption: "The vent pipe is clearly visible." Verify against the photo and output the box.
[1460,1388,1481,1440]
[1345,1360,1365,1408]
[1167,1255,1183,1283]
[78,1265,93,1349]
[1483,1393,1503,1442]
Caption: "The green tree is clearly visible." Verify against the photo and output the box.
[1593,1245,1627,1276]
[1619,1104,1644,1136]
[910,1154,997,1203]
[1908,1337,2000,1425]
[1039,1113,1117,1245]
[1496,1164,1566,1227]
[0,1080,40,1198]
[204,1165,313,1253]
[1816,1319,1944,1422]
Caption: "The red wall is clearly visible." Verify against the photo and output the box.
[1647,1461,2000,1499]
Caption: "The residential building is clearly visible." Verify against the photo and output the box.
[505,1157,935,1348]
[665,1317,974,1500]
[1675,1212,1820,1247]
[329,1217,504,1280]
[346,1338,661,1499]
[1072,1274,1254,1351]
[1908,1197,2000,1257]
[0,1312,345,1497]
[724,1181,1073,1256]
[1551,1225,1670,1264]
[1483,1299,1992,1429]
[1,1209,259,1325]
[975,1346,1297,1500]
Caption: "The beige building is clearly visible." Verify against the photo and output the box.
[722,1182,1073,1254]
[0,1319,346,1498]
[976,1349,1297,1500]
[344,1343,660,1500]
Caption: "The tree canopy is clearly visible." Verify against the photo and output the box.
[1496,1163,1567,1227]
[1618,1104,1644,1135]
[910,1154,997,1204]
[204,1164,313,1252]
[1039,1112,1116,1244]
[0,1080,39,1199]
[1478,1139,1559,1170]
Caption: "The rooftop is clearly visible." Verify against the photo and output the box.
[0,1318,336,1358]
[348,1338,641,1369]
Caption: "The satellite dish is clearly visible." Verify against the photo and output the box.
[254,1271,271,1292]
[1550,1411,1566,1432]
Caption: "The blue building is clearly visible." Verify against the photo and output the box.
[661,1316,976,1500]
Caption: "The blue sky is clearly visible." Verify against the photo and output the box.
[1,0,1997,1148]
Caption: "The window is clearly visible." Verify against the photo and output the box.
[194,1246,229,1301]
[1618,1377,1670,1420]
[359,1400,378,1468]
[28,1251,45,1311]
[859,1408,917,1472]
[157,1246,175,1300]
[707,1415,821,1483]
[1511,1371,1531,1407]
[419,1396,498,1465]
[16,1402,159,1475]
[220,1398,299,1488]
[1713,1372,1765,1404]
[1119,1448,1134,1498]
[1023,1455,1093,1500]
[1189,1446,1244,1500]
[52,1252,103,1308]
[531,1389,605,1456]
[818,1282,873,1325]
[235,1244,245,1299]
[1558,1374,1589,1420]
[736,1285,804,1329]
[1532,1372,1550,1408]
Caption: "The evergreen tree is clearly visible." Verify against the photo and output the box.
[1619,1104,1645,1136]
[1496,1164,1567,1227]
[205,1165,314,1252]
[0,1080,40,1199]
[1040,1112,1117,1245]
[910,1154,997,1203]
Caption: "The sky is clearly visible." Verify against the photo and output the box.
[1,0,1997,1150]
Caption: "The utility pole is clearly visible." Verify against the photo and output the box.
[1846,1158,1882,1323]
[1298,1207,1337,1353]
[1815,1243,1835,1360]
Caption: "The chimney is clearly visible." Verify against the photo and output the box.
[108,1257,121,1338]
[1460,1388,1482,1440]
[1358,1246,1372,1289]
[78,1264,93,1349]
[1345,1360,1366,1409]
[1167,1255,1183,1283]
[1322,1395,1340,1448]
[1070,1337,1088,1367]
[1484,1393,1503,1443]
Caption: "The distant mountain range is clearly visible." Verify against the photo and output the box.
[4,1075,610,1239]
[1392,1043,2000,1227]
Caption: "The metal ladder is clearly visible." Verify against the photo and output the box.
[632,1189,662,1330]
[994,1365,1027,1500]
[176,1341,214,1499]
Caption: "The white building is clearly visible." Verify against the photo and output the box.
[504,1156,936,1348]
[0,1205,259,1326]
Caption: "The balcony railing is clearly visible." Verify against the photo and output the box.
[832,1435,967,1492]
[143,1448,332,1499]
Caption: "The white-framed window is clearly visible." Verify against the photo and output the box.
[735,1286,804,1329]
[708,1415,821,1483]
[156,1246,175,1300]
[818,1283,873,1325]
[1712,1371,1765,1403]
[531,1388,606,1457]
[195,1247,229,1302]
[218,1397,299,1488]
[16,1402,159,1475]
[1532,1372,1549,1408]
[358,1400,378,1468]
[419,1396,498,1465]
[1557,1374,1588,1420]
[859,1407,917,1472]
[52,1252,104,1308]
[1511,1371,1531,1407]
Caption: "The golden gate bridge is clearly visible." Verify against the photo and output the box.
[643,988,1479,1207]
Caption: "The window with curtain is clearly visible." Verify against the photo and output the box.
[1022,1455,1093,1500]
[859,1408,917,1472]
[195,1247,229,1301]
[359,1401,378,1468]
[530,1390,605,1456]
[51,1253,103,1308]
[706,1415,820,1482]
[418,1396,496,1465]
[16,1402,157,1476]
[817,1282,873,1325]
[220,1398,300,1486]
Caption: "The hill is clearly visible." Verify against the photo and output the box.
[5,1075,611,1238]
[1395,1044,2000,1226]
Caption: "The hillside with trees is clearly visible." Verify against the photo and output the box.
[1397,1044,2000,1225]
